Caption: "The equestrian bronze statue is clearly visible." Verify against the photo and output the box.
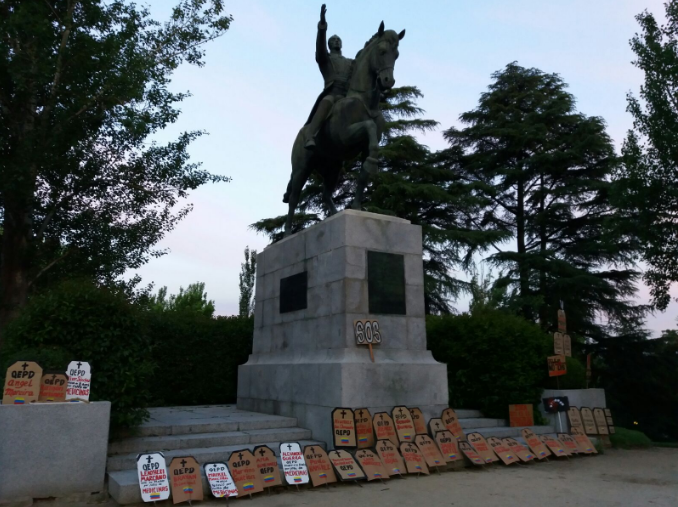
[283,4,405,236]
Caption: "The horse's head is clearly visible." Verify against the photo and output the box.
[371,21,405,91]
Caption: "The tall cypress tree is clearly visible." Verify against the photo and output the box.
[252,86,503,313]
[443,63,645,338]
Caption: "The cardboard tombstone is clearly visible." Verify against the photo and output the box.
[414,434,446,468]
[428,418,446,437]
[409,407,428,435]
[279,443,309,486]
[303,445,337,487]
[229,449,264,496]
[137,452,171,502]
[557,433,579,455]
[332,407,357,447]
[509,404,534,427]
[580,407,598,435]
[435,430,462,463]
[466,432,498,464]
[557,309,567,333]
[204,462,238,499]
[458,441,485,466]
[373,412,399,448]
[502,437,535,463]
[3,361,42,405]
[547,355,567,377]
[328,450,366,481]
[168,456,204,504]
[354,408,375,449]
[571,427,598,454]
[521,428,551,460]
[593,408,609,435]
[567,407,585,433]
[441,408,465,441]
[487,437,518,465]
[400,442,430,475]
[38,372,68,402]
[253,445,283,488]
[392,406,416,443]
[604,408,616,434]
[554,332,564,355]
[355,449,389,481]
[375,439,406,477]
[539,435,567,458]
[65,360,91,401]
[563,334,572,357]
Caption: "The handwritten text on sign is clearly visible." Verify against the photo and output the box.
[280,443,309,485]
[204,462,237,498]
[66,361,91,401]
[137,453,170,503]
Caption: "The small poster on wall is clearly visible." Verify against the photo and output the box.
[508,404,534,427]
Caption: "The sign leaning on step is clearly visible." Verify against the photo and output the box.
[354,449,389,481]
[228,449,264,496]
[392,405,416,443]
[303,445,337,487]
[441,408,465,441]
[415,434,446,468]
[467,432,498,463]
[409,407,428,435]
[373,412,399,448]
[204,462,238,498]
[279,443,309,486]
[539,435,566,458]
[435,430,462,463]
[354,408,375,449]
[3,361,42,405]
[400,442,429,475]
[580,407,598,435]
[487,437,518,465]
[169,456,204,505]
[328,450,366,481]
[375,439,406,477]
[521,428,551,460]
[502,437,535,462]
[253,445,283,488]
[137,452,170,503]
[458,441,485,466]
[332,407,357,447]
[567,407,585,433]
[66,360,91,401]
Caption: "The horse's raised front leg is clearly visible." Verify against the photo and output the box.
[344,119,379,209]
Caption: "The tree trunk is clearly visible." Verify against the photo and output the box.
[516,178,531,319]
[538,172,549,330]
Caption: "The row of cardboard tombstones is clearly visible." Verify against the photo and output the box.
[2,360,91,405]
[137,429,598,505]
[330,405,613,451]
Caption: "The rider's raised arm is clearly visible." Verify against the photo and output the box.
[316,4,329,64]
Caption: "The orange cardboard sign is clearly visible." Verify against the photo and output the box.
[354,408,375,449]
[414,434,445,468]
[563,334,572,357]
[400,442,429,475]
[557,309,566,333]
[467,432,498,463]
[253,445,282,488]
[487,437,518,465]
[332,407,357,447]
[435,430,462,463]
[38,372,68,403]
[547,355,567,377]
[593,408,609,435]
[303,445,336,487]
[509,404,534,427]
[441,408,465,440]
[409,407,428,435]
[3,361,42,405]
[373,412,399,448]
[229,449,264,496]
[539,435,567,458]
[571,427,597,454]
[567,407,585,433]
[580,407,598,435]
[554,332,564,355]
[557,433,579,455]
[355,449,389,481]
[428,418,445,437]
[502,437,535,462]
[169,457,204,504]
[392,406,416,443]
[375,439,406,477]
[328,450,365,481]
[521,428,551,460]
[458,441,485,466]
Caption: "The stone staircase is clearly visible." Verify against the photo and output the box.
[456,408,556,440]
[106,405,325,505]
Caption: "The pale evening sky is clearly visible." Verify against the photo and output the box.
[131,0,677,335]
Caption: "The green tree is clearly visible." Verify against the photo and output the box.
[443,63,644,340]
[149,282,215,318]
[614,2,678,310]
[252,86,503,313]
[238,246,257,317]
[0,0,232,344]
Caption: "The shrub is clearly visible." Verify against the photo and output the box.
[1,279,155,429]
[609,427,652,448]
[427,308,551,419]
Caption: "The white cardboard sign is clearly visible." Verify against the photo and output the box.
[137,453,170,502]
[66,361,91,401]
[204,462,238,498]
[279,442,309,485]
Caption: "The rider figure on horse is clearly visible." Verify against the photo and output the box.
[304,4,353,150]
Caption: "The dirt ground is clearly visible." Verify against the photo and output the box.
[49,447,678,507]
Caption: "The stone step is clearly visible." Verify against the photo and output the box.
[107,432,314,472]
[459,417,506,429]
[132,405,299,437]
[109,427,312,456]
[454,409,483,419]
[466,425,554,439]
[108,440,325,505]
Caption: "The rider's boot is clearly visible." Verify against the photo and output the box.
[304,99,333,150]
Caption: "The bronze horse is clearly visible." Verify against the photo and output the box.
[283,22,405,236]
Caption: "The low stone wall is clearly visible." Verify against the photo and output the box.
[0,401,111,503]
[539,388,606,431]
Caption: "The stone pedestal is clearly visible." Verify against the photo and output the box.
[237,210,449,446]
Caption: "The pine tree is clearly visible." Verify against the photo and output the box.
[238,246,257,317]
[443,63,645,339]
[252,86,503,313]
